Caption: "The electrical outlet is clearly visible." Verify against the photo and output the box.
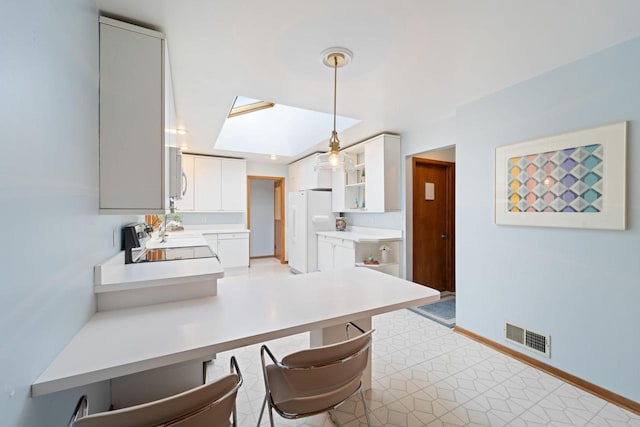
[112,228,117,247]
[4,383,15,398]
[201,216,207,224]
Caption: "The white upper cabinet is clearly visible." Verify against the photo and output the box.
[179,154,246,212]
[99,17,177,214]
[288,154,332,192]
[194,156,222,211]
[221,159,247,211]
[332,134,401,213]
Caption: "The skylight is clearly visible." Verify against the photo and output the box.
[215,96,360,157]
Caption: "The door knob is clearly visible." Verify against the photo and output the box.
[441,234,448,239]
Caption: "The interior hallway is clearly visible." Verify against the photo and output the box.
[211,262,639,426]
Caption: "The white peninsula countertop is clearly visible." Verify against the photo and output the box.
[33,267,439,397]
[94,252,223,291]
[94,230,225,311]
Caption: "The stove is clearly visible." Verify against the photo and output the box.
[121,223,217,264]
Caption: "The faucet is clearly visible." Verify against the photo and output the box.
[159,198,177,243]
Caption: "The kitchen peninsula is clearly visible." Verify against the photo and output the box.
[93,227,249,310]
[32,268,439,407]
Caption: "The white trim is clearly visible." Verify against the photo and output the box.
[99,16,164,39]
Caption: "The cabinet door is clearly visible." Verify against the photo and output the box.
[218,237,249,268]
[99,21,164,212]
[301,155,331,189]
[331,170,345,212]
[333,244,356,270]
[194,157,222,211]
[364,136,385,211]
[288,161,300,193]
[317,239,334,272]
[176,155,195,211]
[221,160,247,211]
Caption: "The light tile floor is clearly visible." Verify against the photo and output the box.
[210,258,639,426]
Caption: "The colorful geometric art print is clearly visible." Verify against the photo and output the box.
[507,144,603,213]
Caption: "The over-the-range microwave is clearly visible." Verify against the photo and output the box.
[169,146,183,201]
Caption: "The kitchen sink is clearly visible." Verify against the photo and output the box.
[164,232,202,239]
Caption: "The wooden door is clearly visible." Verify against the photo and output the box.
[413,159,455,292]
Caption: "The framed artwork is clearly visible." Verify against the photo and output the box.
[494,121,627,230]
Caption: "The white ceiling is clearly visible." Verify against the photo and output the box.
[96,0,640,164]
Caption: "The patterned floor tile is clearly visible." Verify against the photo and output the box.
[500,366,564,403]
[515,382,608,427]
[588,402,640,427]
[395,388,449,422]
[445,385,532,426]
[203,260,637,426]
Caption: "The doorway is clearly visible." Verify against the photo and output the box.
[247,176,286,264]
[412,158,455,292]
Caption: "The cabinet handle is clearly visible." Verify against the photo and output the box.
[441,234,448,239]
[182,171,188,197]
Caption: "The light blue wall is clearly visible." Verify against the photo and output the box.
[249,180,275,256]
[344,212,403,230]
[0,1,137,425]
[455,37,640,401]
[181,212,245,225]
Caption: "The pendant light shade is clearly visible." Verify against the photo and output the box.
[314,48,354,172]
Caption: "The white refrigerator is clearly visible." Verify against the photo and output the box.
[288,190,334,274]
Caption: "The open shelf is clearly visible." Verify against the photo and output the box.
[355,262,396,268]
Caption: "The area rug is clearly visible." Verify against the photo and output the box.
[408,293,456,328]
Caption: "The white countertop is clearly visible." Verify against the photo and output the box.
[33,268,438,396]
[94,252,224,292]
[317,226,402,242]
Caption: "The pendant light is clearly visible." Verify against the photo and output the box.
[314,48,354,172]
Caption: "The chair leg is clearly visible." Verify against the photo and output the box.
[257,395,267,426]
[267,402,275,427]
[232,404,238,427]
[359,389,372,427]
[328,410,342,426]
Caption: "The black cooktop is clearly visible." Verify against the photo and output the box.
[135,245,215,263]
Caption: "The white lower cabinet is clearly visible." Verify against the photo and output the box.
[317,235,355,272]
[317,239,333,272]
[203,233,249,271]
[218,234,249,269]
[317,229,402,277]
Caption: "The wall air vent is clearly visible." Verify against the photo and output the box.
[504,322,550,358]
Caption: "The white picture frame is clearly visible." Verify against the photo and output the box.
[494,121,627,230]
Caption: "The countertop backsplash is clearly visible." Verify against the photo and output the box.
[343,211,403,230]
[180,212,246,225]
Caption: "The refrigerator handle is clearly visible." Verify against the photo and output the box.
[292,207,296,239]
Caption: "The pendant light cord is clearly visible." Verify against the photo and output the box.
[333,55,338,134]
